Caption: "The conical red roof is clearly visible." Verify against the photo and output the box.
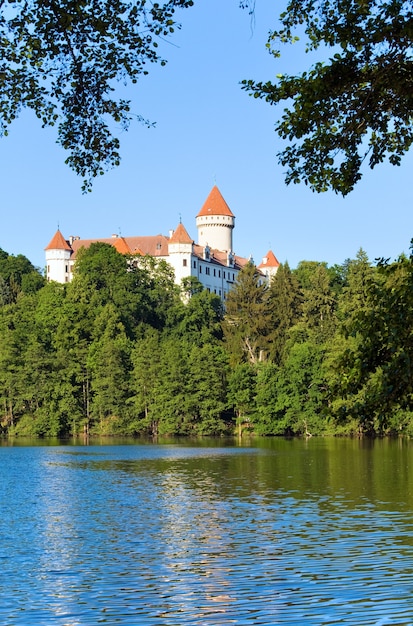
[44,230,72,251]
[258,250,280,269]
[196,186,234,218]
[169,222,193,244]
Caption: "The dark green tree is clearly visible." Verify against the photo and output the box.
[242,0,413,195]
[176,289,224,345]
[87,303,133,432]
[255,343,328,436]
[223,263,271,365]
[0,249,43,302]
[296,262,338,344]
[268,262,303,364]
[130,328,162,435]
[227,362,257,434]
[330,248,413,433]
[186,343,229,434]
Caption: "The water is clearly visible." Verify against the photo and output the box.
[0,437,413,624]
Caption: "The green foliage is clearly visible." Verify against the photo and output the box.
[330,249,413,433]
[0,0,194,190]
[3,243,413,439]
[267,262,303,363]
[255,344,328,435]
[0,248,44,302]
[300,263,338,343]
[175,289,224,345]
[242,0,413,195]
[223,262,271,365]
[227,362,257,422]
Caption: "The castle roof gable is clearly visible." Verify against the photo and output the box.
[196,185,235,218]
[112,237,132,254]
[45,229,72,251]
[169,222,193,244]
[257,250,280,269]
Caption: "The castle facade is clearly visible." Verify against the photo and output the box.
[45,186,279,299]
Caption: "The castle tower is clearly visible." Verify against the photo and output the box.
[167,221,194,285]
[257,250,280,281]
[44,229,73,283]
[196,186,235,252]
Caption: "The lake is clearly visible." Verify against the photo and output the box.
[0,437,412,624]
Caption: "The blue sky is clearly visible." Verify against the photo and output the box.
[1,0,412,272]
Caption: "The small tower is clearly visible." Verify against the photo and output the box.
[257,250,280,282]
[44,229,73,283]
[168,221,194,284]
[196,186,235,252]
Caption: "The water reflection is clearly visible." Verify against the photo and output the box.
[0,439,412,624]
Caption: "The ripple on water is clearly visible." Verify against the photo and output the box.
[0,443,413,625]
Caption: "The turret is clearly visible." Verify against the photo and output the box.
[44,229,73,283]
[257,250,280,282]
[196,186,235,252]
[167,221,194,284]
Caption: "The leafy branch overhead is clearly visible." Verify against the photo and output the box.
[242,0,413,195]
[0,0,193,191]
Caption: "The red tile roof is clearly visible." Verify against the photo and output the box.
[70,235,170,259]
[169,222,193,244]
[44,229,72,251]
[113,237,131,255]
[257,250,280,269]
[196,185,235,218]
[192,245,252,271]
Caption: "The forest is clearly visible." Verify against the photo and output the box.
[1,241,413,438]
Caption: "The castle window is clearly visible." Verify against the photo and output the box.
[233,273,235,281]
[219,290,221,296]
[65,265,68,273]
[183,259,187,267]
[193,261,196,269]
[156,242,162,250]
[213,269,216,277]
[206,267,210,276]
[218,270,221,278]
[199,266,202,273]
[47,265,50,273]
[223,271,226,279]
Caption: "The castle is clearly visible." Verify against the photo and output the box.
[45,186,280,299]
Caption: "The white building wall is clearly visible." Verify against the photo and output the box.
[196,214,234,251]
[196,259,239,299]
[46,249,71,283]
[167,242,194,286]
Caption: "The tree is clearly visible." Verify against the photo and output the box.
[255,343,328,436]
[330,248,413,433]
[186,343,229,434]
[223,263,271,365]
[242,0,413,195]
[87,304,133,431]
[0,249,43,302]
[0,0,194,190]
[295,261,338,344]
[267,262,302,364]
[175,289,224,345]
[227,362,257,434]
[130,328,162,435]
